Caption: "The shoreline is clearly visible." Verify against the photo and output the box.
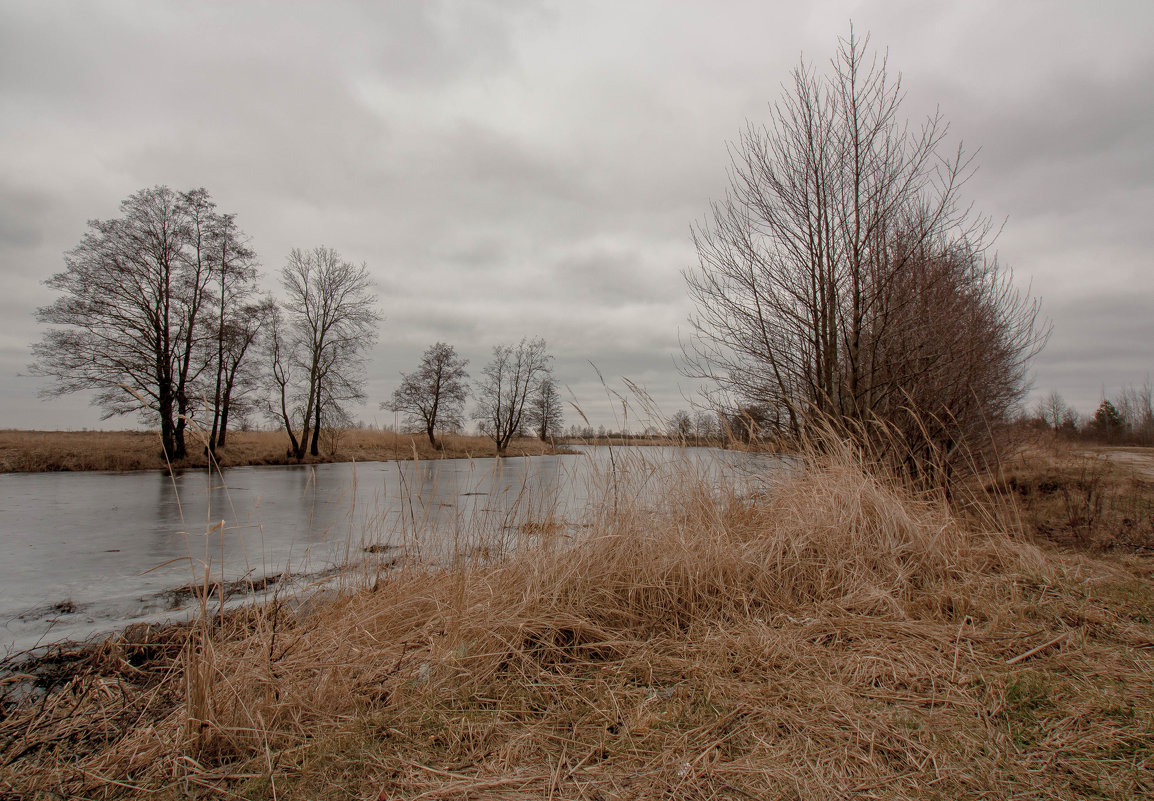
[0,428,573,474]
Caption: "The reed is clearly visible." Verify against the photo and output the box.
[2,440,1152,799]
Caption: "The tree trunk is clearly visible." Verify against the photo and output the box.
[159,389,177,461]
[173,418,187,460]
[277,381,301,458]
[310,393,322,456]
[217,405,230,448]
[173,384,189,460]
[295,389,313,461]
[217,370,236,448]
[208,365,222,453]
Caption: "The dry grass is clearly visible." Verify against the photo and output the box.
[0,429,559,473]
[2,442,1153,799]
[983,439,1154,553]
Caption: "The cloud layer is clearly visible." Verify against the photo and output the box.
[3,0,1151,430]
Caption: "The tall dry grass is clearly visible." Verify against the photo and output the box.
[2,441,1152,799]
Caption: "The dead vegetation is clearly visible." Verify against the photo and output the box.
[984,439,1154,553]
[0,429,560,473]
[2,441,1152,799]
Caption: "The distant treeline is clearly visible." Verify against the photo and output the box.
[1029,382,1154,445]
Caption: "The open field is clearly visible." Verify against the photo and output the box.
[2,440,1152,799]
[0,429,561,473]
[985,440,1154,553]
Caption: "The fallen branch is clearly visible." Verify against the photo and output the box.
[1006,631,1071,665]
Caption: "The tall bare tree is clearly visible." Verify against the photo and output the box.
[683,29,1046,476]
[213,296,275,447]
[202,211,260,452]
[274,247,380,459]
[31,186,246,460]
[1036,390,1068,433]
[385,342,470,448]
[473,337,552,454]
[526,375,563,442]
[267,302,303,457]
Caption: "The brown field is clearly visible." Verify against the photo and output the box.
[0,428,561,473]
[2,439,1152,799]
[985,440,1154,553]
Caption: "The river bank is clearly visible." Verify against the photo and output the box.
[0,429,564,473]
[2,440,1151,799]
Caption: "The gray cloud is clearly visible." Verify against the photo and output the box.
[2,0,1152,430]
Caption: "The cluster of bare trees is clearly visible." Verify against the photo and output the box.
[669,410,719,444]
[1112,384,1154,442]
[32,186,381,462]
[386,338,562,453]
[1035,390,1081,435]
[32,185,559,459]
[683,30,1046,476]
[31,187,266,460]
[1034,383,1154,444]
[473,337,558,452]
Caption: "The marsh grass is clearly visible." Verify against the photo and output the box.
[2,441,1153,799]
[0,428,560,473]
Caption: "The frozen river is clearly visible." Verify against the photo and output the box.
[0,446,780,655]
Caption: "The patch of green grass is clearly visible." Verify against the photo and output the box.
[1000,670,1057,747]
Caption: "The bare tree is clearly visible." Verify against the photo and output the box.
[669,410,693,442]
[1113,381,1154,445]
[30,186,245,460]
[1036,390,1068,433]
[213,296,274,447]
[473,337,552,454]
[202,211,260,452]
[683,29,1046,477]
[170,188,221,453]
[267,302,303,456]
[385,342,470,448]
[693,410,717,444]
[275,247,380,459]
[526,375,564,442]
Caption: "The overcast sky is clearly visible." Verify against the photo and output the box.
[2,0,1151,432]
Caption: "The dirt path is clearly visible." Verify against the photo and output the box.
[1083,446,1154,480]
